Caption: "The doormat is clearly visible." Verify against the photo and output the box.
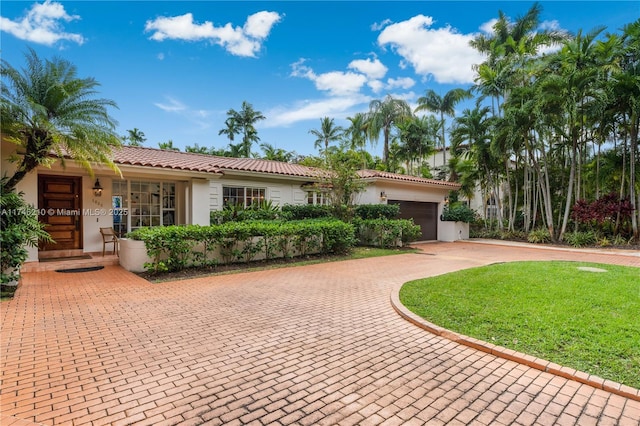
[55,266,105,273]
[40,255,92,262]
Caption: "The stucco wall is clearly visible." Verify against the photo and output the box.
[190,178,211,226]
[209,178,308,211]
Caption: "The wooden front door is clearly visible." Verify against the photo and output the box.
[38,175,82,251]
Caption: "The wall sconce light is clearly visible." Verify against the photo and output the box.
[92,179,103,197]
[380,191,387,201]
[444,196,449,205]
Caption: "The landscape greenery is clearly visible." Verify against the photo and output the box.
[399,261,640,389]
[135,5,640,245]
[1,4,639,276]
[128,203,421,273]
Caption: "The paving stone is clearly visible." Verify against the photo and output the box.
[1,242,639,425]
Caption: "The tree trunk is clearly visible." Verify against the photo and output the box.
[559,135,578,241]
[630,110,639,240]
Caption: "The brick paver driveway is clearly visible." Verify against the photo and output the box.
[1,241,639,425]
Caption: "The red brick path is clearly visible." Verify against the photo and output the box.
[1,241,639,425]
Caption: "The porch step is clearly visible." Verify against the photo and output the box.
[22,253,119,273]
[38,249,86,259]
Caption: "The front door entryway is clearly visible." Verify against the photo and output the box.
[38,175,82,251]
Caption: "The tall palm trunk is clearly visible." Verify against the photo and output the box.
[630,110,639,240]
[560,134,578,240]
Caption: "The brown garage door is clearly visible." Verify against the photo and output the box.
[388,200,438,240]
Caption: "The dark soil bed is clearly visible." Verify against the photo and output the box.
[134,253,345,283]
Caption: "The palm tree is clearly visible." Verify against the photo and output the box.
[470,2,566,62]
[124,128,146,146]
[218,101,265,158]
[396,115,437,176]
[158,140,179,151]
[415,88,472,167]
[185,143,210,154]
[618,19,640,239]
[1,48,120,192]
[309,117,344,159]
[366,95,412,170]
[542,27,605,240]
[450,106,501,223]
[344,113,368,168]
[259,143,295,162]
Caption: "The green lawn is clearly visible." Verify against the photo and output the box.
[399,261,640,389]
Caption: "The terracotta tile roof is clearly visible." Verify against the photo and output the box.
[357,169,461,189]
[113,147,459,189]
[113,146,324,178]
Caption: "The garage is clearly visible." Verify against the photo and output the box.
[388,200,438,240]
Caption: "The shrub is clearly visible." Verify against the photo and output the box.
[129,219,356,273]
[281,204,333,220]
[612,234,631,246]
[211,200,280,224]
[441,204,476,223]
[354,218,421,248]
[563,231,597,247]
[354,204,400,220]
[1,179,52,285]
[527,228,552,244]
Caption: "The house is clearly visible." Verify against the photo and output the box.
[1,142,460,264]
[426,147,499,219]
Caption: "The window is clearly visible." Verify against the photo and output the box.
[486,196,498,220]
[307,191,328,205]
[223,186,265,208]
[112,180,128,237]
[112,179,177,235]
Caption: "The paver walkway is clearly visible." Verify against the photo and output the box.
[1,241,639,425]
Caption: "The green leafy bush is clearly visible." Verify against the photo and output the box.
[441,204,476,223]
[211,200,281,224]
[128,219,355,273]
[354,218,421,248]
[563,231,597,247]
[527,228,552,244]
[355,204,400,220]
[1,179,52,285]
[281,204,333,220]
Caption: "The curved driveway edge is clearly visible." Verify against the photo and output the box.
[390,284,640,403]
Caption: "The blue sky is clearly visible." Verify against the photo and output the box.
[2,1,638,157]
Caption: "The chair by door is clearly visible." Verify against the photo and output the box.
[100,227,119,256]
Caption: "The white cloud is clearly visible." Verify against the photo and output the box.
[244,11,282,39]
[387,77,415,90]
[145,10,282,58]
[377,15,483,84]
[480,18,498,35]
[348,57,388,79]
[291,59,368,96]
[368,80,385,93]
[265,95,371,128]
[371,19,392,32]
[315,71,368,96]
[0,0,84,46]
[154,96,186,112]
[154,96,213,130]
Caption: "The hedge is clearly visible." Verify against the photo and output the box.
[354,204,400,220]
[126,219,356,273]
[353,218,421,248]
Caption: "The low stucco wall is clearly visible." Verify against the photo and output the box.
[439,221,469,242]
